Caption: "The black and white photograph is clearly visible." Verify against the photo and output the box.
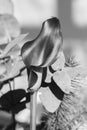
[0,0,87,130]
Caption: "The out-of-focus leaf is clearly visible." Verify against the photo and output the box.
[53,70,71,94]
[8,58,25,78]
[0,33,29,58]
[0,25,9,45]
[39,87,61,113]
[0,14,21,39]
[5,45,20,59]
[0,65,6,75]
[15,108,30,124]
[0,57,25,82]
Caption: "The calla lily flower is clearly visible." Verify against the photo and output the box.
[21,17,63,91]
[21,17,64,130]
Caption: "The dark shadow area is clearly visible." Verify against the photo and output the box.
[0,89,30,130]
[0,89,30,114]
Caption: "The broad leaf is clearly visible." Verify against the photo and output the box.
[51,51,65,71]
[8,58,25,78]
[0,33,29,58]
[15,108,30,124]
[53,70,71,94]
[0,57,25,82]
[39,87,61,113]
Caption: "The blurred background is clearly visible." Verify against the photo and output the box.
[12,0,87,40]
[12,0,58,39]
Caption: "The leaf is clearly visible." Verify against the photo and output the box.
[15,108,30,124]
[0,33,29,58]
[0,57,25,82]
[51,51,65,71]
[44,52,65,83]
[8,58,25,78]
[39,87,61,113]
[4,45,20,59]
[0,65,6,75]
[53,70,71,94]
